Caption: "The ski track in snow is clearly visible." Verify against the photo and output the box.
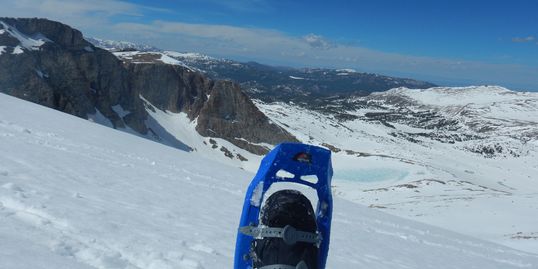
[1,93,538,268]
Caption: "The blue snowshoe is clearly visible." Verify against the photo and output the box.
[234,143,333,269]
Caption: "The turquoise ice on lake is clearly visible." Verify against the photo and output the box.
[334,168,409,182]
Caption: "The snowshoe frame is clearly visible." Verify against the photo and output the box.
[234,143,333,269]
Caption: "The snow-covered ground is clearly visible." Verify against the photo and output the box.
[2,93,538,268]
[255,86,538,254]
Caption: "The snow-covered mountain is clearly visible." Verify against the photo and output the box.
[256,85,538,253]
[169,56,437,104]
[3,92,538,269]
[85,37,161,52]
[2,18,538,258]
[0,18,296,167]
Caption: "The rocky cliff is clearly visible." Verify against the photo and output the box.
[0,18,130,124]
[0,18,296,155]
[195,80,294,154]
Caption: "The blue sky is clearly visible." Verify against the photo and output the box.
[2,0,537,90]
[129,0,538,63]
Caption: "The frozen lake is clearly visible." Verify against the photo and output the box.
[334,168,409,182]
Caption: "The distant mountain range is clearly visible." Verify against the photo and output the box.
[85,38,538,158]
[85,37,161,52]
[86,38,437,106]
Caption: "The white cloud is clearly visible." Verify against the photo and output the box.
[302,34,336,50]
[0,0,160,32]
[107,21,538,89]
[1,0,138,18]
[512,36,535,43]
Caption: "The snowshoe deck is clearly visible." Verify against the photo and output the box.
[234,143,333,269]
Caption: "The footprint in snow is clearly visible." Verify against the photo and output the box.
[189,243,216,254]
[50,240,78,257]
[178,258,204,269]
[1,183,27,199]
[2,182,23,192]
[3,122,32,134]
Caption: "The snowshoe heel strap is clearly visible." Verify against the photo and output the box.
[239,225,321,245]
[258,260,309,269]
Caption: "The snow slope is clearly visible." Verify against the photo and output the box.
[2,93,538,268]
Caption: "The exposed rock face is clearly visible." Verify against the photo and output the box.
[0,18,87,49]
[125,63,297,154]
[126,63,213,117]
[0,17,131,129]
[196,80,297,154]
[0,18,297,154]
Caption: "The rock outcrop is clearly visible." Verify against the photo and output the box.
[196,80,296,154]
[0,17,132,129]
[0,18,297,154]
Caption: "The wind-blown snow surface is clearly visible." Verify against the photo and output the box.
[2,94,538,268]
